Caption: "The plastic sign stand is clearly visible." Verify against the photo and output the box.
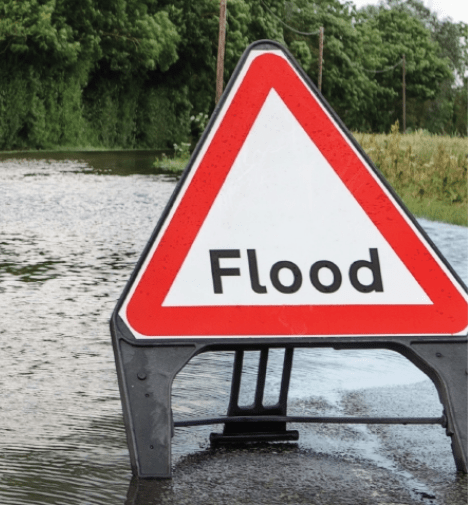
[110,40,468,479]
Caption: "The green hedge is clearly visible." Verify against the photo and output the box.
[0,61,190,150]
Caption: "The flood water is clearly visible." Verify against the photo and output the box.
[0,151,467,504]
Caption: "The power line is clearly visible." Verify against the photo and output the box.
[260,0,320,36]
[353,57,404,74]
[259,1,403,75]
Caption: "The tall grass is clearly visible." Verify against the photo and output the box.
[354,122,468,226]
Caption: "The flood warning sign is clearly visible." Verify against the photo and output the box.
[118,45,467,339]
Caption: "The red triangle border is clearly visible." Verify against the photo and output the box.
[124,51,467,337]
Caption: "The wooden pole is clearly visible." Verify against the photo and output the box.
[402,54,406,133]
[215,0,227,104]
[318,27,324,93]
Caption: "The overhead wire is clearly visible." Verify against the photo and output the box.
[260,1,404,75]
[357,58,404,73]
[260,0,320,36]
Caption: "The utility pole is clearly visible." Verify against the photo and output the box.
[318,27,324,93]
[402,54,406,133]
[215,0,227,105]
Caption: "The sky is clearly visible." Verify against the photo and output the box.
[350,0,468,23]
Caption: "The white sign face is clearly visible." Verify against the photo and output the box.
[118,44,467,339]
[163,90,430,307]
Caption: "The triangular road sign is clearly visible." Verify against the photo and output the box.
[118,41,467,339]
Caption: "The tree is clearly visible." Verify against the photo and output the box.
[280,0,451,132]
[0,0,181,71]
[155,0,285,119]
[0,0,463,148]
[360,0,467,134]
[360,6,452,131]
[0,0,184,148]
[381,0,467,81]
[278,0,385,130]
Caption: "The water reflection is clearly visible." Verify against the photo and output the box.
[0,153,467,505]
[0,258,65,282]
[0,150,172,177]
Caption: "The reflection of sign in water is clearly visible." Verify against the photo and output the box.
[119,47,466,339]
[111,41,467,480]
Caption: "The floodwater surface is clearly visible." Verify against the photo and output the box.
[0,152,467,504]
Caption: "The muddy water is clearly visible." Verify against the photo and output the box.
[0,152,467,504]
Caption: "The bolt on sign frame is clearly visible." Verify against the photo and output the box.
[110,40,468,479]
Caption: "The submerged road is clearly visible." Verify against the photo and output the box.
[126,380,467,505]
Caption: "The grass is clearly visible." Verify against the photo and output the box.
[400,192,467,225]
[353,123,467,226]
[153,152,190,173]
[153,142,191,173]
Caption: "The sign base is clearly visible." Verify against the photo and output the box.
[111,316,467,478]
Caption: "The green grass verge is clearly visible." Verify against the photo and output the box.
[401,193,467,226]
[153,154,190,173]
[353,125,467,227]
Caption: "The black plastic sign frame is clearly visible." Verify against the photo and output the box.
[110,40,467,479]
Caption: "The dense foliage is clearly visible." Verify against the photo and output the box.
[0,0,466,150]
